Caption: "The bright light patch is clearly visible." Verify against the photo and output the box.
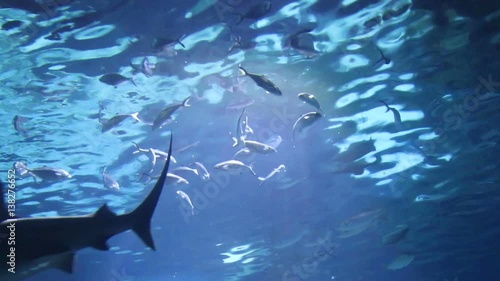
[375,179,392,186]
[394,83,415,92]
[48,64,66,70]
[359,84,386,99]
[369,153,424,179]
[398,73,414,80]
[74,24,115,40]
[338,73,390,92]
[335,92,359,108]
[338,54,370,71]
[346,44,362,51]
[182,24,226,50]
[185,0,217,18]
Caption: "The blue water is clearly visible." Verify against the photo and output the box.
[1,0,500,280]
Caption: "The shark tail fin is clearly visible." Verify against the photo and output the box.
[130,133,173,250]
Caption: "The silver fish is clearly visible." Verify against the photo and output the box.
[101,112,142,133]
[176,190,195,215]
[152,96,191,130]
[258,164,286,187]
[233,148,252,158]
[214,160,256,176]
[243,140,277,154]
[232,107,247,147]
[239,66,282,96]
[14,161,72,183]
[298,92,323,112]
[102,166,120,190]
[191,162,210,180]
[292,112,322,141]
[138,172,188,185]
[172,166,199,176]
[132,142,177,173]
[166,173,189,185]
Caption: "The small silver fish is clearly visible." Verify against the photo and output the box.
[102,166,120,190]
[232,107,247,147]
[176,190,195,215]
[292,112,322,141]
[298,93,323,112]
[172,166,199,176]
[233,148,252,158]
[239,66,282,96]
[243,140,277,154]
[152,96,191,130]
[132,142,177,173]
[166,173,189,185]
[258,164,286,187]
[192,162,210,180]
[214,160,256,176]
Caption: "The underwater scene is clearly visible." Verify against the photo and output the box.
[1,0,499,280]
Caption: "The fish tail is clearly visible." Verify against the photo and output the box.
[177,34,186,48]
[247,164,257,176]
[232,137,239,147]
[130,112,143,123]
[379,100,390,112]
[130,134,173,250]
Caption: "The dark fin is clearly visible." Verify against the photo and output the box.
[379,100,390,112]
[0,182,9,221]
[131,133,173,250]
[177,35,186,48]
[54,252,76,274]
[94,204,117,220]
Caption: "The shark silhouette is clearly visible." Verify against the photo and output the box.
[0,133,173,280]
